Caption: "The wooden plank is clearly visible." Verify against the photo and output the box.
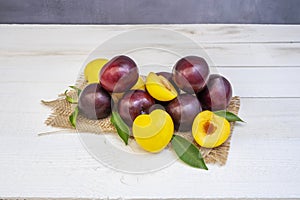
[1,25,300,47]
[0,98,299,198]
[219,67,300,97]
[1,43,300,67]
[2,25,300,68]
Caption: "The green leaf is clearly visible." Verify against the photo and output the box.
[69,86,82,96]
[110,111,130,145]
[69,106,79,128]
[214,110,245,122]
[64,90,78,104]
[171,135,208,170]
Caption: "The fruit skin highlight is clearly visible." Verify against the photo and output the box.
[99,55,139,93]
[192,110,230,148]
[132,109,174,153]
[78,83,111,120]
[84,58,109,84]
[146,72,178,101]
[173,56,210,94]
[166,94,202,131]
[197,74,232,111]
[118,90,155,126]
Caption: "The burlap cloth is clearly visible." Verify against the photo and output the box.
[42,74,240,166]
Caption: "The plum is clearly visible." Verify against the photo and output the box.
[166,93,202,131]
[156,71,173,80]
[78,83,111,119]
[192,110,230,148]
[197,74,232,111]
[99,55,139,93]
[149,103,166,113]
[156,71,180,94]
[118,90,155,126]
[146,72,178,102]
[173,56,210,93]
[132,109,174,153]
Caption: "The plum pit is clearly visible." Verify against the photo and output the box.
[203,121,217,135]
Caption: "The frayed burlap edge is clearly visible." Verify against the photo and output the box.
[42,74,240,166]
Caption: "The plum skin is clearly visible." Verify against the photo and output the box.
[78,83,111,120]
[173,56,210,93]
[99,55,139,93]
[197,74,233,111]
[166,93,202,131]
[118,90,155,126]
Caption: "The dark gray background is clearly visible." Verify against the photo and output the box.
[0,0,299,24]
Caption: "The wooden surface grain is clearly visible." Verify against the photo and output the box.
[0,24,299,199]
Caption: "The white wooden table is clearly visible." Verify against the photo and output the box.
[0,24,300,199]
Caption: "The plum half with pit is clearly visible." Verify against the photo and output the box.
[197,74,232,111]
[156,71,180,94]
[78,83,111,120]
[118,90,155,126]
[166,93,202,131]
[173,56,210,93]
[99,55,139,93]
